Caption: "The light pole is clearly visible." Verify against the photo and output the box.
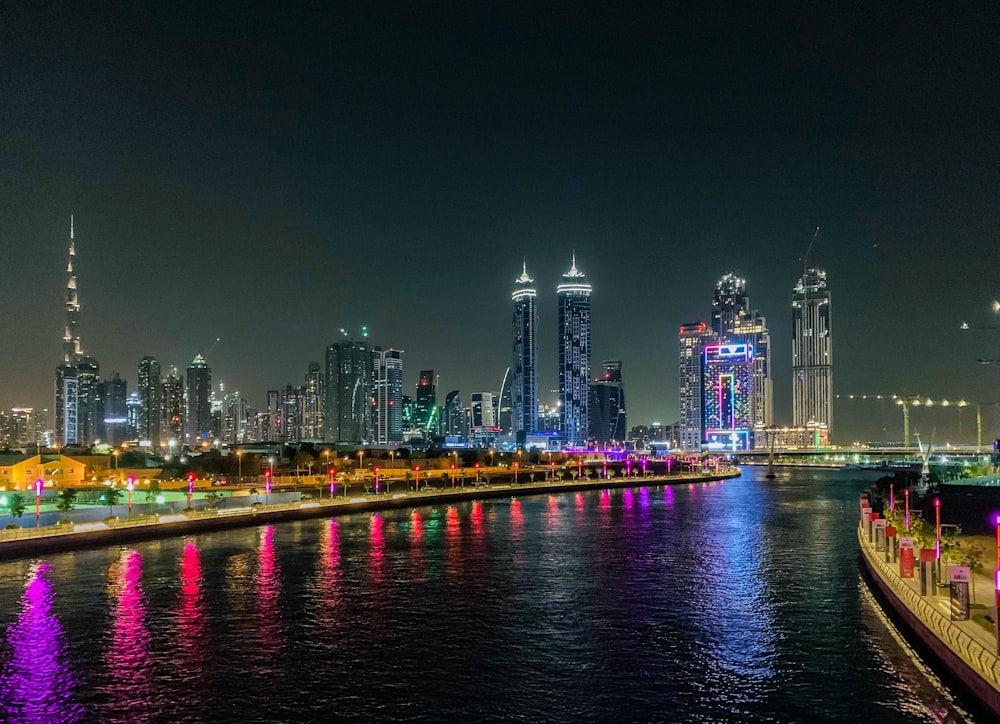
[265,469,271,505]
[329,467,336,499]
[127,475,135,519]
[35,478,42,527]
[890,481,894,510]
[374,466,381,495]
[904,488,910,531]
[237,450,243,485]
[112,450,120,483]
[489,448,495,469]
[452,451,459,486]
[187,472,195,509]
[994,513,1000,655]
[934,497,942,588]
[475,462,480,485]
[514,461,519,484]
[415,465,421,492]
[450,463,456,488]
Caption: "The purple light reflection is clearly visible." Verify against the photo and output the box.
[253,526,285,668]
[173,540,208,704]
[409,511,426,583]
[0,562,84,723]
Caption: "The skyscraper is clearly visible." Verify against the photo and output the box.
[100,372,128,445]
[511,261,538,442]
[373,347,404,445]
[184,354,212,447]
[324,338,373,444]
[711,273,772,430]
[137,356,161,444]
[557,254,591,447]
[161,367,184,447]
[413,370,438,437]
[589,360,627,447]
[702,342,755,451]
[678,322,715,450]
[792,266,833,440]
[75,355,102,445]
[301,362,324,440]
[55,217,81,447]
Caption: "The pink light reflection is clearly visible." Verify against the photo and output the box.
[173,540,208,710]
[444,506,462,576]
[368,513,387,585]
[314,520,342,638]
[103,550,155,722]
[253,526,285,666]
[0,562,83,723]
[409,511,426,583]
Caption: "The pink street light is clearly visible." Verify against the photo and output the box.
[890,482,894,510]
[904,489,910,531]
[127,476,135,519]
[35,478,42,527]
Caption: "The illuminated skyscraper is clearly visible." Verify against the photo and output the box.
[702,342,755,451]
[55,217,81,446]
[75,355,101,446]
[184,354,212,447]
[324,336,373,443]
[557,254,591,447]
[414,370,438,437]
[301,362,324,440]
[711,273,772,429]
[511,262,538,442]
[792,266,833,441]
[678,322,715,450]
[161,367,184,447]
[100,372,128,445]
[137,356,161,444]
[373,347,404,444]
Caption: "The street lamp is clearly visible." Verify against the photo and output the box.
[127,475,135,519]
[452,451,459,486]
[112,450,120,483]
[994,513,1000,655]
[889,481,894,510]
[489,448,495,468]
[187,472,195,509]
[905,488,910,531]
[474,462,480,485]
[374,466,381,495]
[414,465,421,492]
[265,469,271,505]
[513,461,519,484]
[450,463,456,488]
[237,450,243,485]
[329,466,336,499]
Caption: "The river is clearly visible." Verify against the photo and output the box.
[0,467,982,722]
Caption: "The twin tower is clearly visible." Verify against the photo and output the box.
[511,255,592,448]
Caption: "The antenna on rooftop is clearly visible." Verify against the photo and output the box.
[801,227,820,270]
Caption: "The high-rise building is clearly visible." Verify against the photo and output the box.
[442,390,466,439]
[126,391,141,440]
[702,342,755,451]
[266,389,281,441]
[711,273,772,430]
[100,372,128,445]
[557,254,592,447]
[184,354,212,447]
[792,266,833,438]
[161,367,184,447]
[589,360,627,447]
[137,356,162,444]
[373,347,404,445]
[324,338,373,444]
[414,370,438,437]
[76,355,102,446]
[301,362,324,440]
[511,261,538,442]
[221,390,247,445]
[55,217,82,447]
[678,321,716,451]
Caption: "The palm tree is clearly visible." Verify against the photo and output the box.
[249,487,260,504]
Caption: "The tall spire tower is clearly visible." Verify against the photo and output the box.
[512,260,538,441]
[63,215,82,364]
[557,252,592,447]
[55,216,82,446]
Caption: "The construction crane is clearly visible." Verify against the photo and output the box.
[836,394,999,451]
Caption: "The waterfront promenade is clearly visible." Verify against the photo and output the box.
[0,467,740,560]
[858,519,1000,716]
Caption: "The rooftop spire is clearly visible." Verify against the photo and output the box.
[515,259,533,284]
[62,215,82,364]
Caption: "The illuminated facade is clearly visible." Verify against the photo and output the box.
[100,371,128,445]
[184,354,212,446]
[137,355,161,444]
[702,342,755,451]
[161,367,184,447]
[792,266,833,439]
[511,261,538,441]
[373,347,404,444]
[55,217,82,447]
[301,362,324,440]
[711,273,772,429]
[678,321,715,450]
[557,254,591,447]
[324,338,372,444]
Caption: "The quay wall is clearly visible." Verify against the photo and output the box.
[859,528,1000,717]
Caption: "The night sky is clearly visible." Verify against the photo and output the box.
[1,3,998,444]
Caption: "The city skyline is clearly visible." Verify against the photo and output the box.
[1,4,998,443]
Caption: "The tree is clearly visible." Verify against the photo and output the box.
[56,489,78,520]
[249,487,260,504]
[584,470,593,480]
[102,487,122,518]
[204,491,220,509]
[6,493,26,526]
[145,480,161,504]
[556,470,565,481]
[607,469,616,480]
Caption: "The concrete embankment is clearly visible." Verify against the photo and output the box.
[0,470,740,560]
[858,525,1000,717]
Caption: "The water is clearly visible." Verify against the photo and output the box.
[0,468,982,722]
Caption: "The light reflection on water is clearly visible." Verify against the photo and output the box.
[0,470,982,722]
